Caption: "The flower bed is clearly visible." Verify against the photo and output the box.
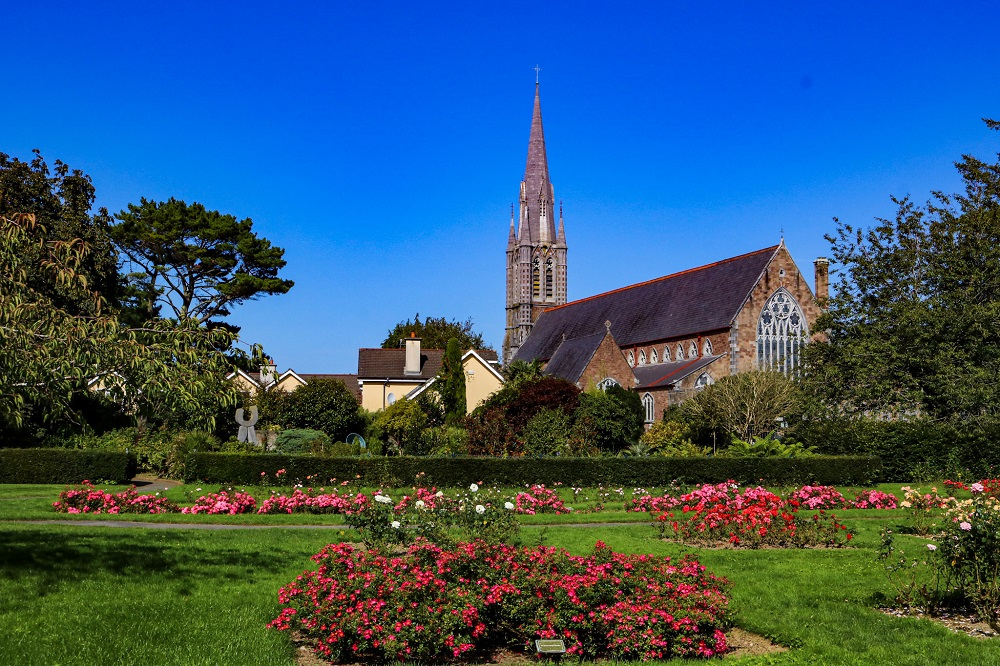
[655,481,852,548]
[513,484,570,514]
[53,481,178,514]
[181,489,257,514]
[269,539,730,663]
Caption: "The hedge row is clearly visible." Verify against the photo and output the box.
[186,453,882,487]
[794,418,1000,480]
[0,449,137,484]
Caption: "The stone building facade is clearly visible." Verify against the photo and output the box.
[512,243,828,424]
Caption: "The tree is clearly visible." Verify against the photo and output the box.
[571,385,644,454]
[273,379,362,442]
[465,376,580,456]
[370,398,428,455]
[438,338,467,424]
[110,198,294,326]
[382,314,491,351]
[0,212,238,436]
[0,150,122,315]
[803,119,1000,424]
[682,371,799,444]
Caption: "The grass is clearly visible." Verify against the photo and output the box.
[1,481,997,664]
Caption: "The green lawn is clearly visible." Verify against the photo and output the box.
[1,482,996,665]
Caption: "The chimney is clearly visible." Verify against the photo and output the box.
[814,258,830,303]
[404,333,422,376]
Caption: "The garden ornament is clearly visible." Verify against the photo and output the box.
[236,406,259,444]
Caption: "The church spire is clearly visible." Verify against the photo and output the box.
[520,82,556,245]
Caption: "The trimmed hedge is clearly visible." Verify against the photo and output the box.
[0,448,137,484]
[186,453,882,487]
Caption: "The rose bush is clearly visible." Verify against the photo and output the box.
[53,481,179,514]
[269,539,730,663]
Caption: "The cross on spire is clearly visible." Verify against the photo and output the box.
[533,64,541,83]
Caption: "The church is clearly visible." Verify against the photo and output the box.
[505,82,828,424]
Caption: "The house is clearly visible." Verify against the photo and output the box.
[357,335,503,412]
[511,242,828,424]
[227,364,361,401]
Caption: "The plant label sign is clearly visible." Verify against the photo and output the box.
[534,639,566,654]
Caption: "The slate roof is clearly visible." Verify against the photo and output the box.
[632,355,724,389]
[297,374,360,399]
[513,245,779,363]
[542,332,607,383]
[358,348,498,380]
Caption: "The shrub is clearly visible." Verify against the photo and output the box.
[52,481,178,513]
[370,398,427,455]
[274,379,362,441]
[166,431,219,478]
[722,436,817,458]
[521,408,571,456]
[181,489,257,515]
[422,425,469,456]
[184,452,884,487]
[466,376,580,456]
[0,448,135,484]
[939,485,1000,630]
[269,540,731,663]
[640,419,693,451]
[67,427,175,475]
[571,386,644,454]
[274,429,331,455]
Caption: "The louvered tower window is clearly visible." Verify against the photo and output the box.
[545,258,553,299]
[756,289,808,374]
[532,258,540,298]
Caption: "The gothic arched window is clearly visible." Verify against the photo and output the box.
[638,350,647,365]
[663,346,671,362]
[703,339,714,356]
[597,377,620,391]
[627,351,635,367]
[650,348,658,364]
[545,258,554,299]
[756,289,809,374]
[675,344,684,361]
[642,393,655,423]
[689,341,698,358]
[531,258,540,298]
[695,373,713,390]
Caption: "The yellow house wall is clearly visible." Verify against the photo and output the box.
[275,375,306,392]
[360,380,425,412]
[463,355,504,412]
[230,374,259,393]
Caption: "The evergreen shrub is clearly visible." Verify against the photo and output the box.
[0,448,135,484]
[185,452,882,486]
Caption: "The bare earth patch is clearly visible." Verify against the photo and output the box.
[880,607,999,640]
[292,628,786,665]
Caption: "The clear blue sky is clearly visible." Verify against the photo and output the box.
[4,2,999,372]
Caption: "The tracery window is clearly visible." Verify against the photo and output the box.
[545,258,554,299]
[689,341,698,358]
[627,351,635,367]
[650,349,658,364]
[694,373,713,390]
[703,339,713,355]
[642,393,655,423]
[756,289,809,374]
[675,344,684,361]
[597,377,620,391]
[638,350,647,365]
[663,346,671,362]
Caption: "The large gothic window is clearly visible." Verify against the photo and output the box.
[642,393,655,423]
[756,289,809,374]
[532,258,540,298]
[597,377,620,391]
[545,258,554,299]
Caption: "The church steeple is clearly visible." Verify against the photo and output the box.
[504,78,568,364]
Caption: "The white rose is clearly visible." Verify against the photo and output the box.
[415,500,426,509]
[475,504,486,514]
[436,491,444,498]
[470,483,479,492]
[391,520,401,529]
[374,494,392,504]
[504,502,515,510]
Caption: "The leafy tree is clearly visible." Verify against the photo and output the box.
[502,359,543,386]
[0,150,122,315]
[803,119,1000,424]
[382,314,491,351]
[273,379,362,442]
[0,212,238,436]
[111,198,294,326]
[438,338,467,424]
[522,408,572,456]
[682,371,799,445]
[465,376,580,456]
[371,398,428,455]
[571,385,644,454]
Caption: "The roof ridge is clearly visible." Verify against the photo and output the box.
[544,245,781,313]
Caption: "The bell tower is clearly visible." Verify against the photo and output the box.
[504,80,567,363]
